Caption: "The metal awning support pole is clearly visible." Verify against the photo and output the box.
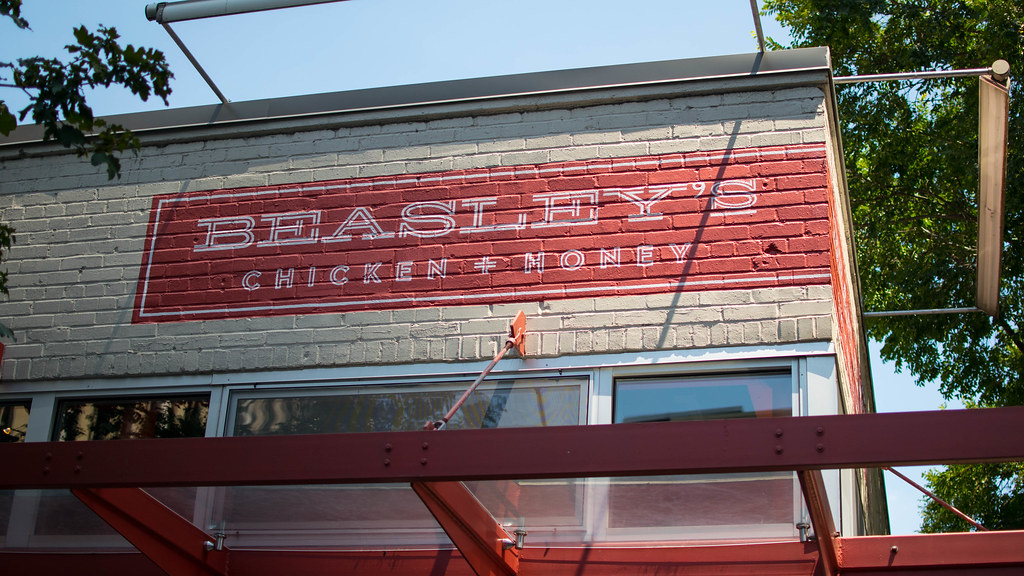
[146,0,348,23]
[412,312,527,575]
[749,0,766,53]
[161,23,229,104]
[884,466,989,531]
[427,311,526,431]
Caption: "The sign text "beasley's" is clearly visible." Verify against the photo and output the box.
[133,145,832,322]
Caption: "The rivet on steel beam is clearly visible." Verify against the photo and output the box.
[44,452,52,461]
[775,445,784,454]
[891,545,899,554]
[42,466,50,475]
[76,450,84,460]
[383,458,391,466]
[421,458,428,465]
[775,428,783,438]
[816,426,824,436]
[816,444,825,453]
[421,442,429,450]
[384,443,392,452]
[73,465,81,474]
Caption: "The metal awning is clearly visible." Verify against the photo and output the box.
[1,407,1022,575]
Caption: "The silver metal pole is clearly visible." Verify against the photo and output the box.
[862,307,981,318]
[162,23,230,104]
[834,67,994,84]
[147,0,348,23]
[748,0,766,53]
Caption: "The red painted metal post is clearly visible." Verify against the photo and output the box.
[797,469,838,576]
[411,480,520,576]
[72,487,228,576]
[428,311,527,431]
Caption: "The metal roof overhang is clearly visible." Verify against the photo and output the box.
[0,47,832,148]
[0,407,1022,576]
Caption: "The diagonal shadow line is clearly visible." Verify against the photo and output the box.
[657,120,746,348]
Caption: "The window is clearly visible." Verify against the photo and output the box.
[217,378,587,548]
[30,395,209,545]
[0,402,29,539]
[603,371,797,540]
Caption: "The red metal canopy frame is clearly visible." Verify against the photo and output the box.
[0,407,1022,576]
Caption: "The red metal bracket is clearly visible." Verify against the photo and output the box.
[411,480,520,576]
[508,310,526,357]
[72,487,228,576]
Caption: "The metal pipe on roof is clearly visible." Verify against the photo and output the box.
[146,0,347,23]
[834,67,995,84]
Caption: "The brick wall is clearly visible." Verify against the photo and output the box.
[0,82,836,381]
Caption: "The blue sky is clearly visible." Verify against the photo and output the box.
[1,0,961,535]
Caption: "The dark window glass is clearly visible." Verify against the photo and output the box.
[0,401,30,443]
[53,396,209,441]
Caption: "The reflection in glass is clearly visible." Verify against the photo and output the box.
[0,401,30,443]
[233,380,581,435]
[610,372,796,540]
[54,396,209,441]
[27,395,209,545]
[221,379,585,548]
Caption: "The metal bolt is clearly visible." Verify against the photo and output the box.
[421,458,428,465]
[73,465,81,474]
[42,466,50,475]
[44,452,52,461]
[775,428,784,438]
[384,443,392,452]
[203,541,215,552]
[422,442,429,450]
[383,458,391,466]
[816,444,825,453]
[816,426,824,436]
[775,445,784,454]
[891,545,899,554]
[76,450,84,460]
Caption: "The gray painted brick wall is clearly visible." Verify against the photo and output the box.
[0,82,834,382]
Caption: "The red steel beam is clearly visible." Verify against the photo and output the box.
[71,488,228,576]
[1,408,1022,489]
[798,470,838,576]
[3,532,1023,575]
[411,481,520,576]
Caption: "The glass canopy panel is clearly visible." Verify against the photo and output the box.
[216,378,586,548]
[3,395,211,548]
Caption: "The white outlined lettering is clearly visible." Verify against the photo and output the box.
[531,191,599,227]
[195,216,256,252]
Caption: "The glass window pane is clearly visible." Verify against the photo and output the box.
[232,379,581,435]
[610,372,796,541]
[221,378,585,548]
[54,396,209,441]
[30,395,209,545]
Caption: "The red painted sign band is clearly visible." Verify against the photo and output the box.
[133,144,831,322]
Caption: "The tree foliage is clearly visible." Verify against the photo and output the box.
[0,0,173,338]
[763,0,1024,532]
[1,0,173,179]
